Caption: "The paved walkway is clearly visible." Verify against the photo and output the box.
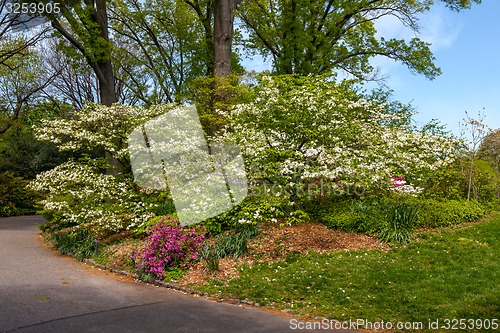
[0,216,354,332]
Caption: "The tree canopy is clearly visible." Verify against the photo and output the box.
[237,0,480,78]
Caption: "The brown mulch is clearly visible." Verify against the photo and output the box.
[177,222,389,287]
[250,221,389,258]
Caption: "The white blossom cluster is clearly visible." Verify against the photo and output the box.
[217,76,458,195]
[29,161,154,232]
[33,103,176,160]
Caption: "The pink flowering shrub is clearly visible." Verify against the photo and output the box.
[135,216,206,280]
[390,176,423,196]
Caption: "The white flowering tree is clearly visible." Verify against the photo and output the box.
[30,103,176,234]
[33,103,175,172]
[216,75,458,201]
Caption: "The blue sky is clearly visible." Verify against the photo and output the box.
[242,0,500,137]
[372,0,500,136]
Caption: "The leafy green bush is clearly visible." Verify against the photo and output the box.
[412,198,485,228]
[50,228,97,260]
[314,196,485,235]
[471,159,500,203]
[312,197,386,234]
[0,172,37,217]
[417,162,465,200]
[188,74,254,137]
[0,129,71,181]
[285,209,311,226]
[379,202,419,244]
[150,199,176,216]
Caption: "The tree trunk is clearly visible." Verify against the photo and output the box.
[98,61,117,106]
[95,0,120,175]
[213,0,238,78]
[95,59,121,175]
[99,60,121,175]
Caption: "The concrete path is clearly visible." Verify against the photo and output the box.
[0,216,353,332]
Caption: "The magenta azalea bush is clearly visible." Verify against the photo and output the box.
[135,216,206,280]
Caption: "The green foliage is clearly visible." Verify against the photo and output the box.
[111,0,209,105]
[202,194,291,232]
[49,1,113,63]
[418,161,465,200]
[379,203,419,244]
[0,40,49,136]
[285,210,310,226]
[0,110,72,180]
[189,74,254,137]
[471,159,500,202]
[200,244,220,272]
[313,196,485,236]
[201,224,259,272]
[314,197,386,234]
[137,190,176,227]
[50,227,97,260]
[0,172,37,217]
[213,233,248,260]
[478,128,500,174]
[413,198,485,228]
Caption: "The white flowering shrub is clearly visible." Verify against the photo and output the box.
[216,75,458,200]
[29,161,154,234]
[30,103,176,235]
[34,103,175,166]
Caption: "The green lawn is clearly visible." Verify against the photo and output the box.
[197,215,500,331]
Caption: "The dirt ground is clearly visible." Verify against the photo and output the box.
[177,222,389,286]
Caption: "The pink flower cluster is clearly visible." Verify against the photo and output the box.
[391,176,406,188]
[136,216,206,280]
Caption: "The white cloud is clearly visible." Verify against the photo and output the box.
[375,14,415,40]
[418,5,464,51]
[371,5,464,85]
[375,4,463,51]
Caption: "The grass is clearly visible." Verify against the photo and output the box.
[196,215,500,331]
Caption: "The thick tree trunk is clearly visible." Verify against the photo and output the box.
[98,61,117,106]
[95,0,121,175]
[98,60,121,175]
[213,0,238,78]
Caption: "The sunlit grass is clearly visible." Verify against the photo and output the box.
[198,215,500,330]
